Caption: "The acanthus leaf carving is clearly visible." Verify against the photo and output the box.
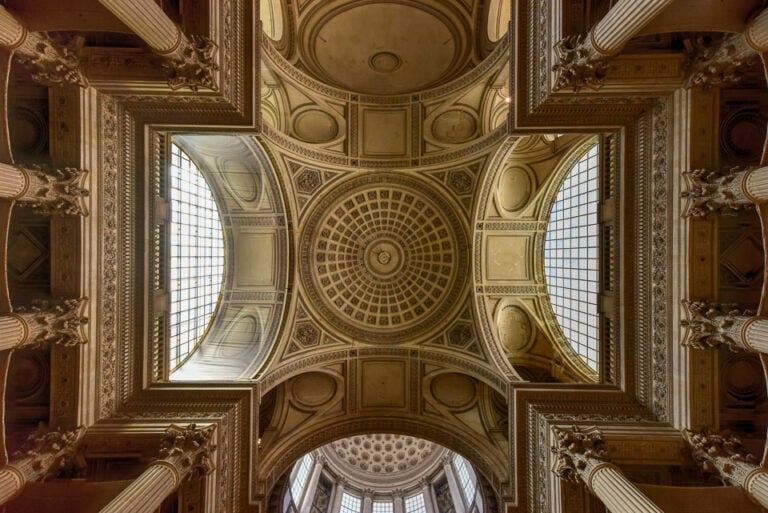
[162,35,219,92]
[551,35,610,92]
[14,33,89,88]
[680,300,752,350]
[157,423,217,481]
[15,298,89,348]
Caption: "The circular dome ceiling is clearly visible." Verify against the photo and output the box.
[299,1,470,95]
[319,434,446,488]
[300,174,468,342]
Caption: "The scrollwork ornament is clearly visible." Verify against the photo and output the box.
[162,35,219,92]
[552,35,610,92]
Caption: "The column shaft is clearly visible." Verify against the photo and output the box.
[744,318,768,353]
[746,8,768,52]
[0,466,24,505]
[743,166,768,202]
[592,0,675,55]
[100,463,179,513]
[393,492,404,513]
[299,459,324,513]
[589,464,664,513]
[746,471,768,510]
[0,315,26,351]
[97,0,181,54]
[0,162,27,198]
[0,6,26,49]
[442,458,467,513]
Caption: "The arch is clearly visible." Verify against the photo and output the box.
[261,0,284,40]
[258,416,509,505]
[486,0,510,43]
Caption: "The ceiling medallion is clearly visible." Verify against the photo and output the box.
[369,51,402,73]
[300,173,468,343]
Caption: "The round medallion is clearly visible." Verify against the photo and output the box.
[369,51,402,73]
[300,174,468,342]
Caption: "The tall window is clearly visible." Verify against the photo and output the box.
[543,144,600,371]
[291,454,314,503]
[453,454,476,505]
[340,493,362,513]
[405,494,426,513]
[169,143,225,369]
[373,501,394,513]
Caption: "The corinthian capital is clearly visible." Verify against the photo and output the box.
[15,298,89,348]
[552,35,610,92]
[551,426,609,483]
[18,164,89,216]
[161,35,218,92]
[681,167,750,217]
[11,426,87,481]
[684,35,758,90]
[680,300,752,350]
[157,424,216,481]
[683,429,760,486]
[14,32,88,88]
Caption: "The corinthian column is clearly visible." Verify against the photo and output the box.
[683,429,768,509]
[0,426,86,505]
[96,0,217,91]
[0,298,89,351]
[0,6,87,87]
[552,427,663,513]
[552,0,674,91]
[101,424,216,513]
[0,162,89,216]
[680,300,768,353]
[685,8,768,88]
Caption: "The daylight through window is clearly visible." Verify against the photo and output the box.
[543,144,600,371]
[169,143,225,370]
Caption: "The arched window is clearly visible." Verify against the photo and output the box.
[543,144,600,371]
[168,143,225,370]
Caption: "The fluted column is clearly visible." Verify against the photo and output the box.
[0,162,89,216]
[552,0,674,91]
[420,478,437,513]
[552,427,663,513]
[683,429,768,509]
[680,300,768,353]
[97,0,217,91]
[0,426,86,505]
[330,478,347,513]
[393,489,404,513]
[362,489,373,513]
[101,424,215,513]
[0,298,88,352]
[682,166,768,216]
[0,6,87,87]
[685,8,768,88]
[441,455,466,513]
[300,456,325,513]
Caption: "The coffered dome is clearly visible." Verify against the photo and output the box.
[299,173,469,342]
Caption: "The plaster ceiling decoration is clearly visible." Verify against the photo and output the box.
[319,434,447,488]
[300,173,469,343]
[295,0,475,95]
